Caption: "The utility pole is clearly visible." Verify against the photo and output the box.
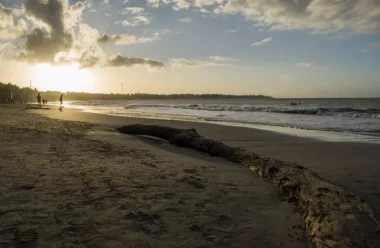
[121,83,123,95]
[30,80,32,88]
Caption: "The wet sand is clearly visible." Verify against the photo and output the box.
[0,105,306,248]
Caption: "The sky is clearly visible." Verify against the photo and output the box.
[0,0,380,98]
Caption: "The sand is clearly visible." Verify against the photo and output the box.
[0,105,306,248]
[40,107,380,214]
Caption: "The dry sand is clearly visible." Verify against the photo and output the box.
[0,105,306,248]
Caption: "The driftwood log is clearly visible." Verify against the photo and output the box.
[117,124,380,248]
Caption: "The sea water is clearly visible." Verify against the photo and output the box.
[64,98,380,143]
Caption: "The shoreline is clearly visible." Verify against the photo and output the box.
[60,101,380,144]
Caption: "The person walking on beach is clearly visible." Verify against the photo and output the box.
[59,94,64,108]
[37,93,41,108]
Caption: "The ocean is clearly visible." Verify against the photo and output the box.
[65,98,380,143]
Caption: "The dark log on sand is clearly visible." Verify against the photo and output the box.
[117,124,380,248]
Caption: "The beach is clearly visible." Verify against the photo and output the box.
[40,105,380,214]
[2,104,380,247]
[0,105,306,248]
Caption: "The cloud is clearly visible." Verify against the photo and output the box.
[143,0,380,34]
[122,7,145,15]
[98,31,163,45]
[15,0,85,63]
[170,58,234,68]
[146,0,161,8]
[1,1,163,70]
[179,17,192,23]
[209,56,238,62]
[146,0,190,10]
[116,7,151,26]
[250,37,272,46]
[220,0,380,34]
[137,32,161,43]
[0,42,10,59]
[98,33,137,45]
[194,0,224,8]
[115,15,151,26]
[172,0,191,10]
[0,4,28,39]
[296,62,314,68]
[105,54,164,68]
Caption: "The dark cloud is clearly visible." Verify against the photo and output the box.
[106,54,164,68]
[17,0,74,63]
[97,33,136,45]
[5,1,164,69]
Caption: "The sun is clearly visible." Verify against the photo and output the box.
[34,63,94,93]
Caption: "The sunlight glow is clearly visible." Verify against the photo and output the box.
[34,63,94,93]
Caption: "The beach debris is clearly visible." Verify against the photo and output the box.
[118,124,380,248]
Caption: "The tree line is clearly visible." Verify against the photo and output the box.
[0,82,272,102]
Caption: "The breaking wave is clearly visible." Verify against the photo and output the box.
[124,104,380,119]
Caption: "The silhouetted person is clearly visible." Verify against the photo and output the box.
[59,94,63,108]
[37,93,41,107]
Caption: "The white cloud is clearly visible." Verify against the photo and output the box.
[170,57,236,68]
[199,8,210,14]
[296,62,314,68]
[115,15,151,27]
[118,6,151,26]
[173,0,191,10]
[122,7,145,15]
[209,56,238,62]
[137,32,161,43]
[250,37,272,46]
[146,0,190,10]
[179,17,192,23]
[146,0,161,8]
[194,0,225,8]
[220,0,380,34]
[0,4,28,40]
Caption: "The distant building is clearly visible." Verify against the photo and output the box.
[0,87,12,102]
